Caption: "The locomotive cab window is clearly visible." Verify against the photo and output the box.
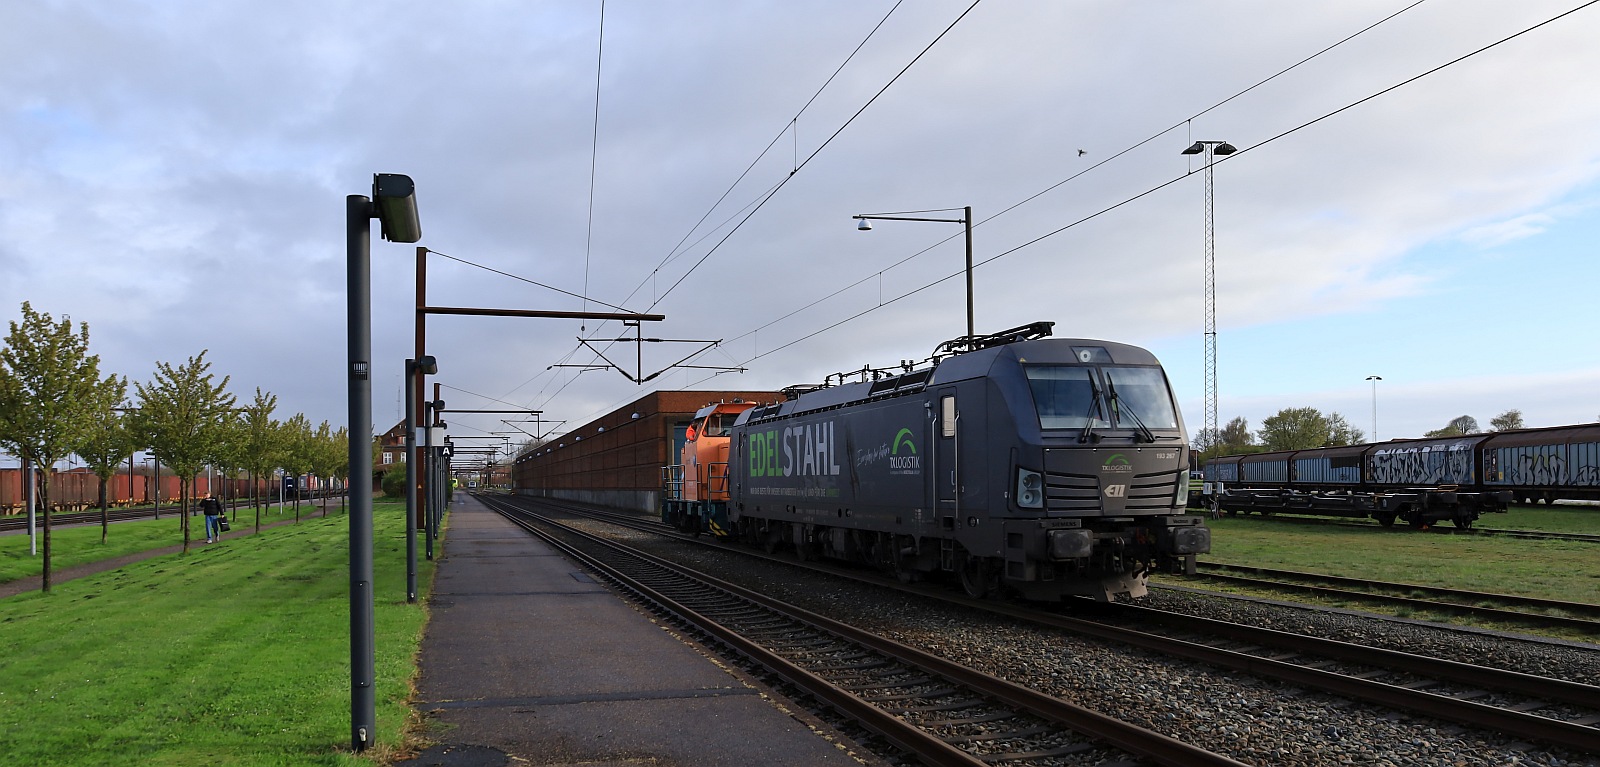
[701,413,737,437]
[1027,365,1179,432]
[1102,366,1179,430]
[1026,366,1108,430]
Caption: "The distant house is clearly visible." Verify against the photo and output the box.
[375,421,407,491]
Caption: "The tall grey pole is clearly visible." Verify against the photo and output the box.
[24,458,35,556]
[963,205,974,340]
[345,193,376,752]
[404,361,418,602]
[423,401,434,559]
[1367,375,1382,442]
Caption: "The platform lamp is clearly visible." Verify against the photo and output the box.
[347,172,421,753]
[403,355,437,604]
[853,207,974,341]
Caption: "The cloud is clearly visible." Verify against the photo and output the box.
[2,0,1598,445]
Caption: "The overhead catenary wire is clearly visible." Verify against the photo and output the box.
[510,0,1426,431]
[510,1,1589,435]
[517,1,981,409]
[646,0,1442,382]
[664,0,1599,391]
[581,0,608,330]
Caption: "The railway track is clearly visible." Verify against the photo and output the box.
[489,494,1600,756]
[1184,561,1600,634]
[1202,510,1600,544]
[477,494,1244,767]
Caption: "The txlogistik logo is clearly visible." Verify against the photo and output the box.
[889,428,921,474]
[1101,453,1133,473]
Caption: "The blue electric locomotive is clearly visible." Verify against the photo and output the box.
[723,322,1209,602]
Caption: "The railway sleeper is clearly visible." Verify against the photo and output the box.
[921,711,1025,727]
[862,686,959,703]
[982,742,1100,763]
[884,698,990,714]
[840,675,937,692]
[941,724,1053,744]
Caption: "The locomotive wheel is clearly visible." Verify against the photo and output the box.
[761,527,782,555]
[958,553,992,599]
[891,554,921,584]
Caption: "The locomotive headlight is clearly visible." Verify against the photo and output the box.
[1016,467,1044,509]
[1047,529,1093,559]
[1162,525,1211,555]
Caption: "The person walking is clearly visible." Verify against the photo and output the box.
[202,495,224,543]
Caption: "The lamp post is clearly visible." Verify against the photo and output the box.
[1180,140,1236,444]
[853,207,974,341]
[403,356,436,603]
[1366,375,1382,442]
[347,173,421,753]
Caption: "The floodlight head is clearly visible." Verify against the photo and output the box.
[1181,142,1205,155]
[432,399,445,411]
[415,355,438,375]
[1214,142,1238,155]
[856,217,873,231]
[373,173,422,243]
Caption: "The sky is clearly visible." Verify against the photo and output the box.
[3,0,1598,464]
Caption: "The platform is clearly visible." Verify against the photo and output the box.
[403,494,869,767]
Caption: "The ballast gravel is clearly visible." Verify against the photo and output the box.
[563,520,1600,767]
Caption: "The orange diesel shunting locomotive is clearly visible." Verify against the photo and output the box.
[663,400,758,535]
[682,401,757,501]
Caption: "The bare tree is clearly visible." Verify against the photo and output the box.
[1425,415,1480,438]
[1490,409,1525,432]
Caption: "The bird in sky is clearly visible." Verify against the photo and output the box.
[1078,149,1086,156]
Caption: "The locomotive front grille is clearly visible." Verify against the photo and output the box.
[1043,470,1100,511]
[1042,448,1184,514]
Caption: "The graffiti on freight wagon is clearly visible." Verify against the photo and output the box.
[1510,453,1567,486]
[1369,442,1475,485]
[1576,465,1600,487]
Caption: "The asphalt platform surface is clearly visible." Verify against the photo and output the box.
[402,494,872,767]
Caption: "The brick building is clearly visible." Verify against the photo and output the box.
[512,390,782,513]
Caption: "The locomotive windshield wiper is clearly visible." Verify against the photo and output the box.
[1105,377,1156,443]
[1078,377,1104,444]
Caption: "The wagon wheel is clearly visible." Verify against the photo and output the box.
[891,551,921,584]
[1452,512,1474,529]
[1376,511,1397,528]
[957,551,993,599]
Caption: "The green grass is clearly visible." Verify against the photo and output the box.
[1498,503,1600,534]
[1185,516,1600,605]
[0,501,431,766]
[0,504,337,585]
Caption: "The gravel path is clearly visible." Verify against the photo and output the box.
[572,520,1600,767]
